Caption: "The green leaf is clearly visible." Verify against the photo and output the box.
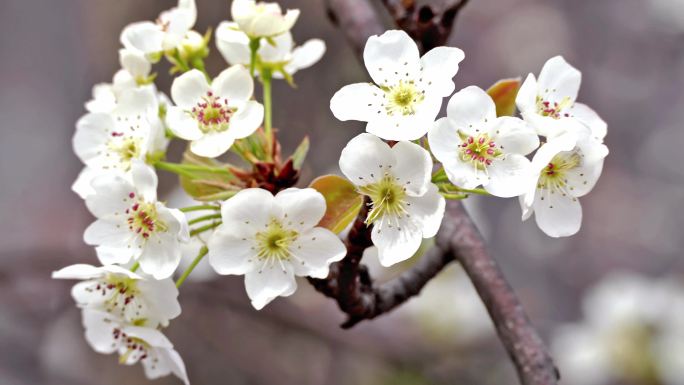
[310,175,363,234]
[486,78,521,117]
[179,151,239,202]
[291,136,309,169]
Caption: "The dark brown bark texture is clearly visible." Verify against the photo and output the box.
[309,1,560,384]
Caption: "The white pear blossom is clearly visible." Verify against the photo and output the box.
[52,264,181,328]
[519,130,608,237]
[167,66,264,157]
[216,21,325,79]
[84,161,189,279]
[82,309,189,385]
[230,0,300,38]
[516,55,607,142]
[120,0,197,55]
[330,30,465,141]
[339,133,445,266]
[428,86,539,197]
[73,86,169,199]
[207,188,346,310]
[552,273,684,385]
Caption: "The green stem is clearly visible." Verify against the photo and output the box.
[440,192,469,200]
[154,161,195,178]
[155,161,233,177]
[180,205,220,213]
[190,221,222,236]
[130,262,140,272]
[188,213,222,225]
[454,187,490,196]
[262,67,273,156]
[249,38,260,76]
[175,246,209,288]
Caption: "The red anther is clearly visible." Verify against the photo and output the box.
[142,232,149,238]
[468,137,474,144]
[479,137,485,144]
[564,113,569,117]
[132,203,139,211]
[489,142,495,147]
[487,149,494,155]
[478,156,485,162]
[207,91,213,96]
[486,159,492,165]
[140,354,148,360]
[543,101,550,106]
[136,228,142,234]
[129,192,135,198]
[465,149,472,155]
[547,163,554,169]
[107,284,115,289]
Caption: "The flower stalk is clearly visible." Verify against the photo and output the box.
[175,246,209,288]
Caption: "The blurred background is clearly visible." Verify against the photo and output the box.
[1,0,683,384]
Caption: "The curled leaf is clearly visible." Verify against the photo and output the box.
[310,175,363,234]
[487,78,521,117]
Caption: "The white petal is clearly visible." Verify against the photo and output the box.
[212,65,254,105]
[330,82,382,122]
[372,217,422,267]
[229,100,263,138]
[131,161,158,202]
[287,38,326,72]
[420,46,465,97]
[85,173,134,218]
[166,106,203,140]
[391,141,433,196]
[170,69,210,109]
[576,132,609,165]
[220,188,276,234]
[363,30,420,87]
[274,188,326,231]
[490,117,540,156]
[84,219,133,246]
[189,131,235,158]
[244,264,296,310]
[137,278,181,324]
[52,264,103,280]
[120,21,164,54]
[73,113,114,164]
[533,189,582,237]
[139,234,182,279]
[290,227,346,278]
[95,245,138,266]
[119,49,151,79]
[215,21,251,65]
[339,133,395,185]
[82,310,119,354]
[484,154,533,198]
[515,73,538,115]
[530,131,578,173]
[142,347,189,385]
[72,167,99,199]
[537,55,582,105]
[366,94,442,141]
[571,103,606,141]
[565,160,604,198]
[114,86,159,117]
[446,86,497,130]
[207,227,256,275]
[124,326,173,349]
[258,32,292,63]
[428,117,460,167]
[404,184,445,238]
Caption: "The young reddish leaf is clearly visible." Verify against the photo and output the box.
[487,77,521,117]
[310,175,363,234]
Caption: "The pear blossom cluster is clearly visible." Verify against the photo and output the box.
[55,0,609,383]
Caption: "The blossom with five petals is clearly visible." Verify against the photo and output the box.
[120,0,197,55]
[230,0,299,38]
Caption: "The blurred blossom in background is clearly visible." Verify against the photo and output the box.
[1,0,683,384]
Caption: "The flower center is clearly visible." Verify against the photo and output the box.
[606,322,660,384]
[113,329,151,364]
[538,151,581,191]
[384,81,424,116]
[359,174,408,225]
[255,219,298,261]
[190,91,234,134]
[535,95,573,119]
[88,274,145,318]
[458,132,502,170]
[107,136,143,171]
[125,194,167,239]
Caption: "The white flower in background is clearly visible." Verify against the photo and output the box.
[82,309,189,385]
[230,0,300,38]
[73,87,168,199]
[167,67,264,157]
[339,134,445,266]
[84,162,189,279]
[519,130,608,237]
[52,264,181,328]
[428,86,539,197]
[552,273,684,385]
[207,188,346,310]
[120,0,197,55]
[330,30,465,141]
[516,55,607,141]
[216,21,325,79]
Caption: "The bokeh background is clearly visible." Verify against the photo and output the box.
[1,0,683,384]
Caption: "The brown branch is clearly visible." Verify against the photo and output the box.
[315,1,560,384]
